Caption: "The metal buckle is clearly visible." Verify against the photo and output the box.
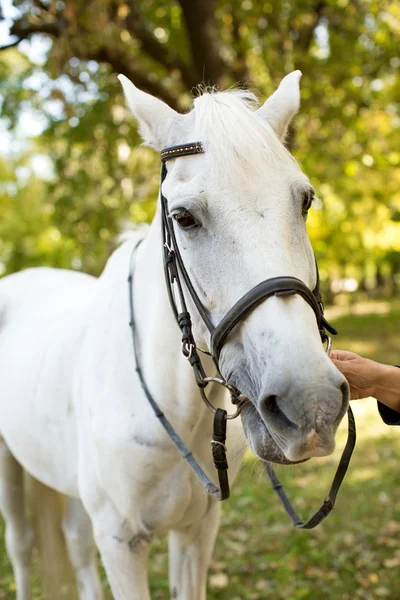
[199,377,248,419]
[183,342,194,360]
[211,440,227,451]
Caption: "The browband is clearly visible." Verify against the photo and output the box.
[161,142,204,162]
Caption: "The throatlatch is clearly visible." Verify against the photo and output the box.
[128,140,356,525]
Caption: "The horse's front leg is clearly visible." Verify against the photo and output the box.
[61,497,103,600]
[168,500,221,600]
[90,500,152,600]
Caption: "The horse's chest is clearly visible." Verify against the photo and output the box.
[90,422,213,532]
[140,459,212,531]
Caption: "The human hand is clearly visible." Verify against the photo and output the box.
[330,350,378,400]
[331,350,400,411]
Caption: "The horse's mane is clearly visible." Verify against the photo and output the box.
[191,88,297,179]
[116,224,150,246]
[100,224,149,279]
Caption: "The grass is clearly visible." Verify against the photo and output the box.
[1,300,400,599]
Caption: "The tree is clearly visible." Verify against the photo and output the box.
[0,0,399,281]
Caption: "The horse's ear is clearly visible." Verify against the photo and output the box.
[118,74,181,150]
[257,71,302,142]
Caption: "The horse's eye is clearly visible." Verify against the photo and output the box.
[302,189,315,214]
[172,210,197,229]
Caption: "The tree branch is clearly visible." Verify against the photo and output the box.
[0,38,23,51]
[90,47,181,110]
[9,17,66,38]
[125,1,198,90]
[33,0,52,12]
[1,12,181,109]
[177,0,228,86]
[231,14,250,85]
[0,17,64,51]
[296,2,326,52]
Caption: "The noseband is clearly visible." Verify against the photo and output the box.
[128,141,356,529]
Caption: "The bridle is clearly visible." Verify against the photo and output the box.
[128,141,356,529]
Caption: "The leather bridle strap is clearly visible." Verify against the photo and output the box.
[160,141,204,162]
[264,406,356,528]
[128,241,229,500]
[312,258,338,339]
[211,276,327,362]
[161,161,214,334]
[160,143,215,335]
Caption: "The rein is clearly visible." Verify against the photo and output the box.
[128,141,356,527]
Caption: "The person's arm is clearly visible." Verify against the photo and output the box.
[330,350,400,425]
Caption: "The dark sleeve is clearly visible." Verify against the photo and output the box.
[377,402,400,426]
[377,365,400,426]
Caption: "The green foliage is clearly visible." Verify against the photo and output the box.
[0,0,399,281]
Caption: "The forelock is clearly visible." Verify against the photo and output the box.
[190,89,298,180]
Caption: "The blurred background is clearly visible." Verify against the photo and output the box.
[0,1,399,599]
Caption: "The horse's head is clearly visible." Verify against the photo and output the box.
[119,72,349,465]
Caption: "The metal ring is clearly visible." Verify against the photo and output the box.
[199,377,248,419]
[324,336,332,355]
[202,376,241,397]
[225,402,247,420]
[199,386,218,413]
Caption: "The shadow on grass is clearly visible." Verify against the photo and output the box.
[147,430,399,600]
[209,431,399,600]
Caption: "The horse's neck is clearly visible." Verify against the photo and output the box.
[132,213,221,430]
[125,212,246,477]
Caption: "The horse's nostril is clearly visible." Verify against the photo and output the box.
[341,381,350,400]
[264,394,279,415]
[260,394,297,429]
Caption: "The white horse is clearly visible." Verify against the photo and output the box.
[0,71,349,600]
